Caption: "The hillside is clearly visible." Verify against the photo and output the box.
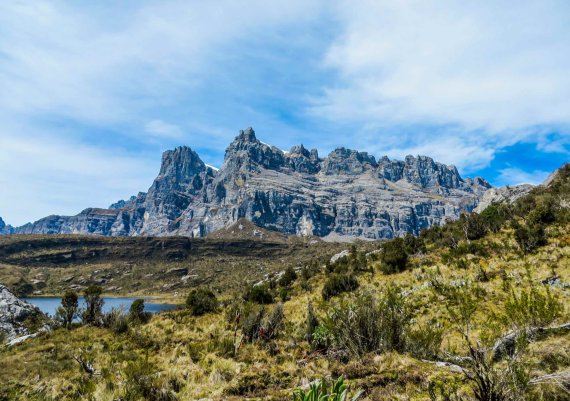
[5,127,492,240]
[0,232,347,297]
[1,166,569,400]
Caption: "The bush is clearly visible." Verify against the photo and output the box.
[81,285,104,326]
[186,288,218,316]
[325,287,412,357]
[504,284,563,330]
[512,221,546,253]
[380,238,408,273]
[240,303,285,343]
[243,284,274,304]
[322,274,359,300]
[129,299,151,324]
[460,213,488,241]
[123,359,178,401]
[103,307,129,335]
[55,291,78,329]
[405,321,444,359]
[479,203,509,233]
[305,303,319,346]
[278,266,297,287]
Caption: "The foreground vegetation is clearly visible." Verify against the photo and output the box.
[1,166,570,400]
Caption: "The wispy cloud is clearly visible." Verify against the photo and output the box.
[310,1,570,168]
[145,120,184,140]
[495,167,550,186]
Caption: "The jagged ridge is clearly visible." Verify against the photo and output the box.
[6,127,492,239]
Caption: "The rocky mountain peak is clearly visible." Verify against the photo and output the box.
[159,146,206,179]
[289,144,310,157]
[0,217,13,235]
[237,126,257,142]
[322,147,378,175]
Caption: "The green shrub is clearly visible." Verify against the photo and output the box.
[186,288,218,316]
[102,307,129,334]
[380,238,408,273]
[279,266,297,287]
[512,221,546,253]
[504,284,563,330]
[460,213,489,241]
[479,203,509,233]
[322,274,359,300]
[55,290,78,329]
[123,359,178,401]
[243,284,274,304]
[325,287,411,357]
[81,285,104,326]
[305,303,319,346]
[405,321,444,359]
[129,299,151,324]
[240,303,285,343]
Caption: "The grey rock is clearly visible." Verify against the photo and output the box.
[474,184,534,213]
[0,284,43,342]
[0,217,14,235]
[8,127,494,240]
[330,250,350,264]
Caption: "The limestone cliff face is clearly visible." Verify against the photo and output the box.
[9,127,493,239]
[474,184,534,213]
[0,284,43,342]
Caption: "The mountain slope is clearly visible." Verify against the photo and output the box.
[9,127,491,239]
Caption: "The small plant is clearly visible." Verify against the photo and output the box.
[503,283,562,330]
[129,299,151,324]
[512,221,546,254]
[243,284,274,304]
[322,274,359,300]
[305,303,319,346]
[186,288,218,316]
[325,287,412,357]
[55,290,78,329]
[292,376,363,401]
[81,285,104,326]
[380,237,409,273]
[240,303,285,343]
[279,266,297,287]
[103,307,129,334]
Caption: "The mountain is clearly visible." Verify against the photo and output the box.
[8,127,492,239]
[0,217,13,235]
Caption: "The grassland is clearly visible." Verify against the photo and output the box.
[1,169,570,400]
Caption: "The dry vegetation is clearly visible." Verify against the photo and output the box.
[1,167,570,400]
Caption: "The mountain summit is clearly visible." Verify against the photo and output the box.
[9,127,492,239]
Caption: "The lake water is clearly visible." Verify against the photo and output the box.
[25,297,180,317]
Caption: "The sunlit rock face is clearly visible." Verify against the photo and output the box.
[9,127,492,240]
[0,284,43,342]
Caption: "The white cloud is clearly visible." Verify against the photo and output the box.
[495,167,550,186]
[0,128,158,226]
[0,1,324,125]
[310,0,570,168]
[145,120,184,140]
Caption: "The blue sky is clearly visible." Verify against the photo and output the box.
[1,1,569,226]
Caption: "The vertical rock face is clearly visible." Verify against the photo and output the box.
[8,127,493,239]
[0,217,13,235]
[0,284,44,342]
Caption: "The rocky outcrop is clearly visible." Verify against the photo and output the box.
[7,127,493,240]
[0,284,44,342]
[474,184,534,213]
[0,217,13,235]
